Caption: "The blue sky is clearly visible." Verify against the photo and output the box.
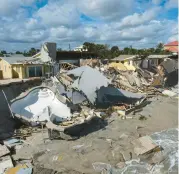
[0,0,178,51]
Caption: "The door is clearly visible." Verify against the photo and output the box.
[28,66,36,77]
[27,66,43,77]
[36,66,43,77]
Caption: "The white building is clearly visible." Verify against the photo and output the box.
[74,45,88,52]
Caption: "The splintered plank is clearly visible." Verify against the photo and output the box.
[132,136,160,156]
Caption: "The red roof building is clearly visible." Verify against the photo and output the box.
[164,41,178,53]
[164,41,178,46]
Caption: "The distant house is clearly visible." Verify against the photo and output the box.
[164,41,178,54]
[0,42,58,79]
[140,54,178,73]
[0,54,52,79]
[110,55,138,71]
[74,45,88,52]
[141,55,171,69]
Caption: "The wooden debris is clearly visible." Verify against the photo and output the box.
[3,138,22,148]
[132,136,160,156]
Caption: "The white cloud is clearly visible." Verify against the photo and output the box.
[50,27,69,38]
[165,0,178,9]
[0,0,177,51]
[152,0,162,5]
[168,34,178,42]
[47,18,177,49]
[77,0,135,20]
[84,27,100,39]
[1,29,49,43]
[97,20,164,42]
[118,7,161,28]
[0,0,35,16]
[36,1,81,27]
[25,18,45,30]
[168,23,178,41]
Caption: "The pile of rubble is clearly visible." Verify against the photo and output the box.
[8,56,178,141]
[0,136,33,174]
[0,57,178,173]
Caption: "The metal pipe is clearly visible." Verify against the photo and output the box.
[2,90,14,118]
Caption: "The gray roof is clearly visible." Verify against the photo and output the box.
[0,54,36,64]
[147,55,171,59]
[112,55,137,61]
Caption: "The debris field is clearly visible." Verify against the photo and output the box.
[0,57,178,174]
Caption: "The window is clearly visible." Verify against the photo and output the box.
[28,67,36,77]
[36,66,42,77]
[17,67,20,73]
[28,66,43,77]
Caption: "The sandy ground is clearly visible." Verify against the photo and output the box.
[13,95,178,174]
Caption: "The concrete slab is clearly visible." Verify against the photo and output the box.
[0,156,13,174]
[0,145,10,157]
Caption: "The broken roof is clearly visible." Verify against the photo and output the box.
[97,86,145,108]
[147,55,171,59]
[111,55,137,62]
[66,66,111,104]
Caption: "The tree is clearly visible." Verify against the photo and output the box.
[148,48,155,53]
[156,43,164,50]
[83,42,111,58]
[83,42,96,52]
[1,50,7,54]
[23,51,29,57]
[111,46,120,58]
[16,51,22,54]
[57,48,62,51]
[111,46,119,53]
[123,47,131,54]
[130,48,138,54]
[28,48,37,56]
[155,43,164,54]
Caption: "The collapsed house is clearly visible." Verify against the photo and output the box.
[55,66,146,108]
[10,66,148,139]
[151,58,178,87]
[8,51,178,139]
[158,59,178,87]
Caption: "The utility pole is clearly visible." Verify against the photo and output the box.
[130,45,132,54]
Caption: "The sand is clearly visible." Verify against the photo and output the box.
[13,95,178,174]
